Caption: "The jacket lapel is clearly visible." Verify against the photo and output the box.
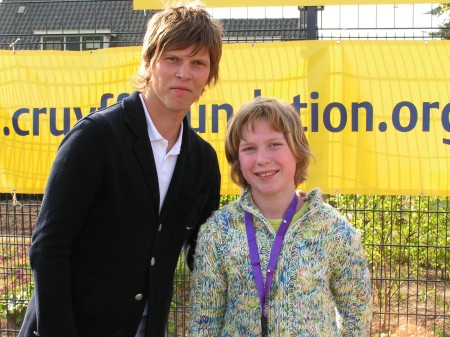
[122,91,160,213]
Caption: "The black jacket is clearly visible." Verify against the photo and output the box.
[18,91,221,337]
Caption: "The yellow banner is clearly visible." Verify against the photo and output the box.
[134,0,440,9]
[1,41,450,196]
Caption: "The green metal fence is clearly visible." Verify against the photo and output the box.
[0,193,448,336]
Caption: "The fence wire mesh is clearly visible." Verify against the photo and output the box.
[0,193,449,336]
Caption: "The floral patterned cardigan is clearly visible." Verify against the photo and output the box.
[189,188,372,337]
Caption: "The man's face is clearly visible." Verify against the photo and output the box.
[148,45,211,115]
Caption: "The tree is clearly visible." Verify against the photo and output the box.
[429,3,450,39]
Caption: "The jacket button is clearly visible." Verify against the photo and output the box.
[135,293,143,301]
[150,257,155,266]
[158,224,162,231]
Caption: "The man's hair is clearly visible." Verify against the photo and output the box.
[135,2,223,91]
[225,96,315,188]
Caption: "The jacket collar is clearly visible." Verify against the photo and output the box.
[123,91,192,151]
[121,91,193,217]
[241,187,324,226]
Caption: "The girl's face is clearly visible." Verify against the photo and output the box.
[238,119,297,201]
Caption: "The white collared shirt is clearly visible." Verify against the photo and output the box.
[139,94,183,212]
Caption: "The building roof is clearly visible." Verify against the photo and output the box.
[222,18,305,41]
[0,0,151,49]
[0,0,306,50]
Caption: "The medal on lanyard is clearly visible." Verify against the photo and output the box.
[261,315,268,337]
[245,194,298,337]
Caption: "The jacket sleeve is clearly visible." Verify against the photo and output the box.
[184,149,221,271]
[29,118,104,337]
[188,214,227,337]
[330,218,373,337]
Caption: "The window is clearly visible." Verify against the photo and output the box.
[82,36,103,50]
[41,35,108,51]
[17,6,27,14]
[66,36,81,51]
[43,37,64,50]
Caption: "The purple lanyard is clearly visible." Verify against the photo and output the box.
[244,194,298,337]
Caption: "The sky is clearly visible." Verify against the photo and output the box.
[208,4,448,38]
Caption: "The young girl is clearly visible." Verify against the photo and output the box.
[189,97,372,336]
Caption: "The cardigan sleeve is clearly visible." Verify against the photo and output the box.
[189,214,228,337]
[28,117,104,337]
[330,217,373,337]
